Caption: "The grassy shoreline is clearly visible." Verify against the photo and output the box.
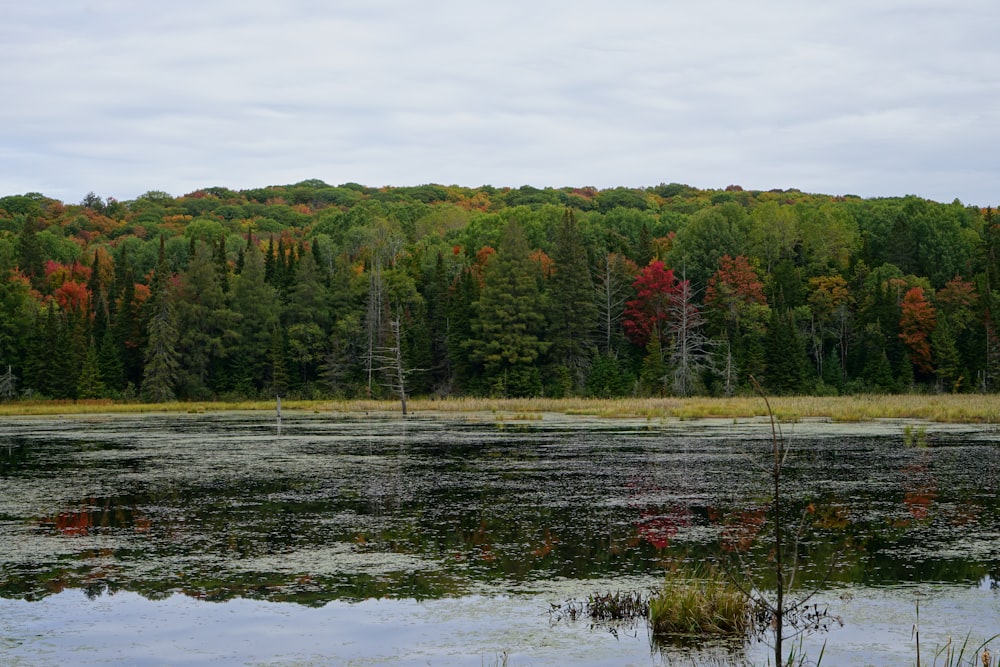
[1,394,999,423]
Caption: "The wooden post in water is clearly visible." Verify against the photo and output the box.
[276,395,282,430]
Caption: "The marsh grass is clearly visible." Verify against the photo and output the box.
[648,567,753,641]
[912,600,1000,667]
[2,394,999,423]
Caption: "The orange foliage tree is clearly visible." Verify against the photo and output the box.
[899,286,936,374]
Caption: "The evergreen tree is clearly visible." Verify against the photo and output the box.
[586,351,632,397]
[66,307,90,397]
[932,315,962,391]
[764,310,810,394]
[142,281,180,403]
[76,337,104,399]
[28,304,69,398]
[111,270,143,390]
[635,221,653,268]
[284,249,330,330]
[230,242,280,393]
[97,328,123,392]
[422,251,452,393]
[447,267,480,393]
[639,336,668,395]
[468,221,550,397]
[16,216,44,288]
[264,237,277,285]
[175,243,238,398]
[215,234,230,292]
[547,209,597,393]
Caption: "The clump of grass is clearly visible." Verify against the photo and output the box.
[648,567,753,641]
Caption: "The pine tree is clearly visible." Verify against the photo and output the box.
[468,221,550,397]
[215,234,230,293]
[264,237,277,285]
[111,270,143,389]
[932,315,962,391]
[142,283,180,403]
[447,267,480,393]
[422,251,452,393]
[764,310,809,394]
[640,335,668,395]
[16,216,44,288]
[547,209,597,393]
[230,242,279,393]
[76,337,104,399]
[175,243,238,397]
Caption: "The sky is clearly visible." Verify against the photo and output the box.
[2,1,999,206]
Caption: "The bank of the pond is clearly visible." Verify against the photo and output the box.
[2,394,1000,423]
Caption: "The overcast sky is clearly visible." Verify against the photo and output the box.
[2,1,998,206]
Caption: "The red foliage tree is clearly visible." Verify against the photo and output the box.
[54,280,90,313]
[704,254,766,333]
[935,276,977,329]
[622,260,679,348]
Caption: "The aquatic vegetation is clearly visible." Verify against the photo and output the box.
[550,590,650,626]
[648,568,753,640]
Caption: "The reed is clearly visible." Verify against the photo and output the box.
[1,394,998,423]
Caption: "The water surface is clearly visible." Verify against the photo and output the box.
[1,413,998,665]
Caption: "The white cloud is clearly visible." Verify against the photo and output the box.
[1,0,998,205]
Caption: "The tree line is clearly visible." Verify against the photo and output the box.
[0,180,997,401]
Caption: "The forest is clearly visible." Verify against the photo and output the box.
[0,180,997,402]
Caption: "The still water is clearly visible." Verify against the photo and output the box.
[1,412,998,665]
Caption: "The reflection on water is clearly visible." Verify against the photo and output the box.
[1,413,999,665]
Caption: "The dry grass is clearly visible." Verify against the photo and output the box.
[0,394,998,423]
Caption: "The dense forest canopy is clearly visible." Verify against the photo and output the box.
[0,180,997,401]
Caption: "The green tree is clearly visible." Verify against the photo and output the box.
[667,204,748,290]
[175,243,238,398]
[547,210,597,393]
[229,242,280,393]
[469,221,550,397]
[764,310,809,394]
[76,337,104,398]
[16,216,44,288]
[0,270,37,380]
[747,202,799,275]
[142,285,181,402]
[283,249,331,388]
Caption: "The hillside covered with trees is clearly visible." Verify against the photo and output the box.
[0,180,997,401]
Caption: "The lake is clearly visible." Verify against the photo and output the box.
[1,412,998,665]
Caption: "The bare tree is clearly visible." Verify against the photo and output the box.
[371,313,423,415]
[726,377,840,666]
[364,262,384,395]
[595,252,635,355]
[666,274,715,396]
[0,365,17,400]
